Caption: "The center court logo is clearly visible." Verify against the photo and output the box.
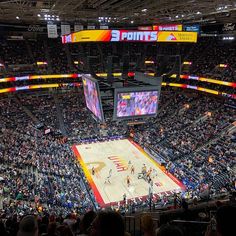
[108,156,128,172]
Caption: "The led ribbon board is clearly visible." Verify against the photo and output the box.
[62,30,198,43]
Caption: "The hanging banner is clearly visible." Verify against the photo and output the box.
[61,24,71,36]
[100,25,109,29]
[47,24,58,38]
[74,24,83,32]
[87,25,96,29]
[61,30,197,43]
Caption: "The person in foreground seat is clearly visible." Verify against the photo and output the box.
[141,214,156,236]
[17,215,38,236]
[156,224,183,236]
[205,205,236,236]
[89,211,131,236]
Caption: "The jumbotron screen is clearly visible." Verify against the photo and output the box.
[114,87,159,119]
[82,75,104,122]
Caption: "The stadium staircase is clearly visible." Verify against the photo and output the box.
[212,172,231,190]
[97,44,106,71]
[53,93,68,136]
[158,92,178,114]
[64,44,74,71]
[25,39,39,73]
[13,96,40,124]
[194,122,236,152]
[43,40,53,73]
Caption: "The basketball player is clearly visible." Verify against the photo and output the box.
[109,169,112,177]
[127,175,131,187]
[104,175,111,184]
[123,193,127,202]
[131,165,135,174]
[92,167,95,175]
[142,164,147,174]
[152,168,158,178]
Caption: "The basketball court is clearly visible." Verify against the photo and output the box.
[72,139,184,207]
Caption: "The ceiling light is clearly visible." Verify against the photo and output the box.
[37,14,41,17]
[56,18,60,21]
[141,9,147,12]
[131,20,134,24]
[182,14,184,17]
[196,11,201,14]
[175,15,179,18]
[16,16,20,20]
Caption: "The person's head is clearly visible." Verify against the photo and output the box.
[57,225,73,236]
[156,224,183,236]
[17,215,38,236]
[90,211,125,236]
[49,215,56,223]
[47,222,57,235]
[141,214,155,235]
[216,205,236,236]
[80,210,97,234]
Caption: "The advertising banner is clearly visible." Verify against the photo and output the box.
[62,30,197,43]
[153,24,182,31]
[157,31,197,42]
[184,25,200,33]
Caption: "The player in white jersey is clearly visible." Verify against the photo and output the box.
[104,175,111,184]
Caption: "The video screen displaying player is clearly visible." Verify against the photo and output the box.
[116,90,158,117]
[82,77,103,121]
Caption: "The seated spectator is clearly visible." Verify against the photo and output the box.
[156,224,184,236]
[57,225,73,236]
[17,215,38,236]
[79,211,97,236]
[0,220,10,236]
[141,214,156,236]
[42,222,57,236]
[63,214,76,228]
[205,205,236,236]
[89,211,129,236]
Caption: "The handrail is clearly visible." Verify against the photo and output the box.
[172,220,209,224]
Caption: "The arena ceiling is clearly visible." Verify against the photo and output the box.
[0,0,235,25]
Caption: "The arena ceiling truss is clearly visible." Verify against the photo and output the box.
[0,0,235,25]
